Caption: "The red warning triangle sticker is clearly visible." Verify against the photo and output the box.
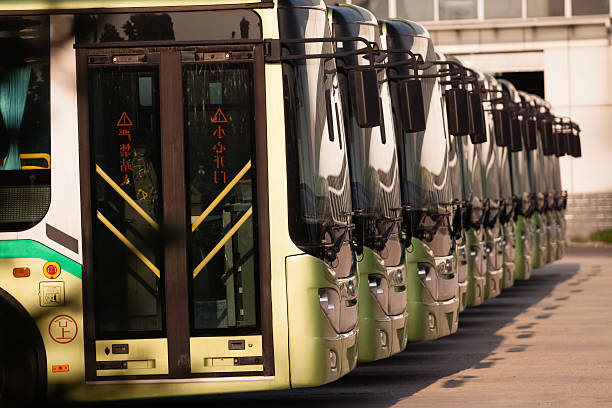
[211,108,228,123]
[117,112,133,127]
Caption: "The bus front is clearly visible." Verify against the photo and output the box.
[499,80,534,281]
[382,19,459,340]
[0,0,359,404]
[328,4,408,363]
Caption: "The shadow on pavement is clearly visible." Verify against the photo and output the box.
[76,261,580,408]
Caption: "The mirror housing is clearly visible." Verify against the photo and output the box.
[492,109,511,147]
[398,79,426,132]
[522,117,537,150]
[349,68,381,128]
[572,134,582,157]
[445,87,470,136]
[509,117,523,152]
[539,119,554,155]
[554,128,566,156]
[564,127,574,156]
[468,92,487,144]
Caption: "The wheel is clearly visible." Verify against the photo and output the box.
[0,300,45,407]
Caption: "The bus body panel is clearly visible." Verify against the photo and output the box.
[405,238,459,341]
[483,230,503,300]
[465,228,485,307]
[356,247,408,362]
[501,221,516,290]
[285,254,358,388]
[513,215,533,281]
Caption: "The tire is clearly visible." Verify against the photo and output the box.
[0,298,45,407]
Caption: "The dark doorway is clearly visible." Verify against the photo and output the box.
[495,71,545,99]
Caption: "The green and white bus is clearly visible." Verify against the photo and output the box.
[0,0,371,403]
[327,3,409,362]
[381,19,460,338]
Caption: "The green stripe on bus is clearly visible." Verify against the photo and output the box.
[0,240,82,279]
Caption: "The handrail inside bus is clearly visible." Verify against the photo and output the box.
[96,210,161,279]
[193,206,253,279]
[96,164,159,231]
[2,153,51,170]
[191,160,251,233]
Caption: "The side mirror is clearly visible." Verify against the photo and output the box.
[540,119,554,155]
[468,92,487,144]
[554,130,566,156]
[445,87,470,136]
[572,134,582,158]
[349,68,381,128]
[564,129,574,156]
[509,117,523,152]
[398,79,426,132]
[522,117,537,150]
[492,109,511,147]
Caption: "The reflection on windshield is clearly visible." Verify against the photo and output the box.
[480,120,502,200]
[510,150,531,195]
[527,129,547,194]
[388,35,452,210]
[335,21,402,263]
[279,7,352,253]
[457,136,484,200]
[75,10,262,44]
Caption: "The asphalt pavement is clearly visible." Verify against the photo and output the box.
[85,245,612,408]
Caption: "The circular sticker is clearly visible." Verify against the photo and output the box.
[43,261,61,279]
[49,315,78,344]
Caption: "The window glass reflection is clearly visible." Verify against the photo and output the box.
[75,10,262,44]
[572,0,609,15]
[398,0,435,21]
[485,0,522,19]
[439,0,478,20]
[184,62,258,332]
[527,0,565,17]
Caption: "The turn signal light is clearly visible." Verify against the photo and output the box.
[13,267,31,278]
[52,364,69,373]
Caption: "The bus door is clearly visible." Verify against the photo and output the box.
[78,45,272,381]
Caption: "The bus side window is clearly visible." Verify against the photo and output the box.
[0,15,51,231]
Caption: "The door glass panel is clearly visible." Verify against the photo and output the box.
[184,61,258,332]
[89,65,164,337]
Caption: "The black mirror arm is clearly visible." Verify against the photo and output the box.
[350,209,365,257]
[453,201,465,240]
[401,206,414,248]
[266,36,377,66]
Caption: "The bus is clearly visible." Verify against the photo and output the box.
[327,4,409,363]
[532,95,560,264]
[0,0,372,403]
[498,79,534,281]
[518,91,547,270]
[483,74,515,291]
[380,19,460,339]
[473,70,504,300]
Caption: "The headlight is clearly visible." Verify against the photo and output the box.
[318,288,340,333]
[416,263,431,282]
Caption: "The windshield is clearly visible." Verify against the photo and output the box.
[279,6,352,252]
[527,129,547,195]
[480,115,502,201]
[552,156,562,193]
[497,145,513,200]
[388,34,453,211]
[456,136,484,202]
[333,21,402,260]
[510,150,531,195]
